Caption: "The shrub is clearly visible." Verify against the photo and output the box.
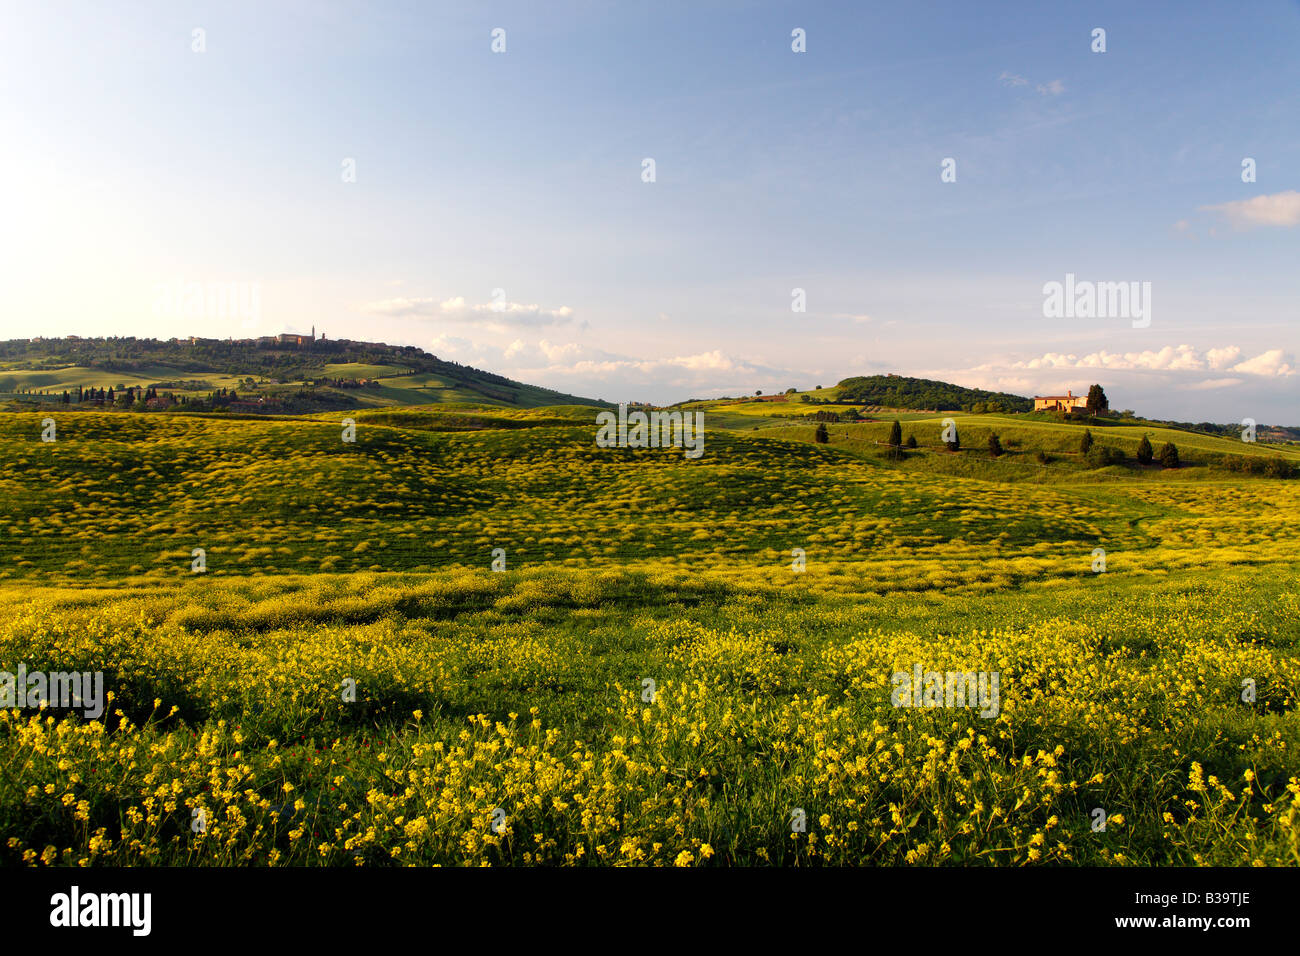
[1080,429,1093,454]
[988,433,1003,458]
[1087,444,1125,468]
[1159,442,1180,469]
[1036,450,1050,465]
[1264,457,1295,479]
[814,423,829,444]
[1225,454,1266,475]
[1136,435,1154,465]
[905,434,917,449]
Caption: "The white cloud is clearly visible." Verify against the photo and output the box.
[1205,346,1241,369]
[1007,344,1293,377]
[1230,348,1294,377]
[429,332,476,353]
[427,333,804,399]
[1201,190,1300,229]
[359,294,577,328]
[999,72,1063,95]
[1184,377,1244,391]
[670,349,737,371]
[538,339,585,362]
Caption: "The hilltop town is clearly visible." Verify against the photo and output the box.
[0,333,606,413]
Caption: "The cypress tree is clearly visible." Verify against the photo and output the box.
[887,419,904,460]
[1136,434,1153,465]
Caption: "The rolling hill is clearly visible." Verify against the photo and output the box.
[1,402,1296,582]
[2,398,1298,868]
[0,335,608,411]
[833,374,1033,412]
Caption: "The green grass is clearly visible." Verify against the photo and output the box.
[322,362,412,378]
[0,404,1297,866]
[0,364,250,392]
[378,372,454,388]
[762,414,1300,476]
[0,407,1296,580]
[2,564,1297,865]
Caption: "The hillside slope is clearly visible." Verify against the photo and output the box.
[833,375,1033,412]
[2,407,1297,584]
[3,405,1299,870]
[0,336,608,410]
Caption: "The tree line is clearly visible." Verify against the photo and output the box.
[834,375,1032,413]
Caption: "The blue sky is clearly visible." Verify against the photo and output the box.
[2,0,1297,420]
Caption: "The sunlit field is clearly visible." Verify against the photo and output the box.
[1,408,1297,865]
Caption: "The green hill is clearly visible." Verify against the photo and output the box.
[761,412,1300,480]
[0,336,608,412]
[833,374,1032,412]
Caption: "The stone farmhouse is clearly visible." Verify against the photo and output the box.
[1033,390,1088,412]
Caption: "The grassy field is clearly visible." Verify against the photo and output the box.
[321,363,413,379]
[0,364,251,393]
[683,400,945,422]
[0,354,610,412]
[1,405,1297,866]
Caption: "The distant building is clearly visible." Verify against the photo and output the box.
[1033,390,1088,412]
[274,327,317,346]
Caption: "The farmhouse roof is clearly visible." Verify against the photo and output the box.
[1034,390,1080,400]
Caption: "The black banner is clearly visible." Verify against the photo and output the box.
[1,865,1289,944]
